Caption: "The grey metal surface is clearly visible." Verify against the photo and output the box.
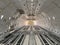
[0,26,60,45]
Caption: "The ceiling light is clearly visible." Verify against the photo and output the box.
[25,20,37,26]
[31,0,33,2]
[8,26,11,29]
[52,16,55,20]
[9,17,11,20]
[1,15,4,19]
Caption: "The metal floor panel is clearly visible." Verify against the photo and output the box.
[0,26,60,45]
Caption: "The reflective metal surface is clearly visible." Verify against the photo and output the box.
[0,26,60,45]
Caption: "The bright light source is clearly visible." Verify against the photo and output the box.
[25,20,37,26]
[25,21,28,25]
[31,0,33,2]
[1,15,4,19]
[52,16,55,20]
[33,21,37,25]
[8,26,11,29]
[9,17,11,20]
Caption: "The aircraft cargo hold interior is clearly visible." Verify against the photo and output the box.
[0,0,60,45]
